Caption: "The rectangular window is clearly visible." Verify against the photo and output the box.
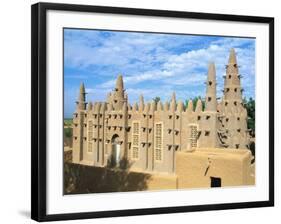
[88,142,93,153]
[189,124,198,148]
[87,120,93,153]
[132,122,140,159]
[154,123,163,162]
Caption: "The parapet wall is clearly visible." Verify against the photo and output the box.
[175,148,254,188]
[65,147,254,194]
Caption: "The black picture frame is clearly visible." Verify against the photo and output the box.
[31,2,274,222]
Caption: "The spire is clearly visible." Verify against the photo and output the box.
[139,94,144,111]
[172,92,176,102]
[186,99,193,113]
[224,48,242,102]
[170,92,176,111]
[112,74,125,110]
[195,99,202,113]
[219,49,250,149]
[157,101,163,111]
[177,100,184,112]
[116,74,124,91]
[79,83,86,102]
[228,48,237,65]
[76,83,86,110]
[205,62,217,111]
[150,101,156,113]
[207,62,216,81]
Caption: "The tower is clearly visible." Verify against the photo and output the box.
[219,48,249,149]
[223,48,243,103]
[76,83,87,110]
[199,62,219,148]
[72,83,87,163]
[111,75,126,110]
[205,62,217,112]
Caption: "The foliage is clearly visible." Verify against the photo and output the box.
[64,118,73,126]
[152,96,161,104]
[185,96,205,111]
[64,127,72,138]
[64,119,73,138]
[243,97,255,136]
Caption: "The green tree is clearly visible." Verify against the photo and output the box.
[152,96,161,104]
[64,127,72,138]
[185,96,205,111]
[243,97,255,136]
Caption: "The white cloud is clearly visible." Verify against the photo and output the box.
[64,31,255,117]
[95,38,255,99]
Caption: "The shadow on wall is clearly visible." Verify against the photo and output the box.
[64,157,151,194]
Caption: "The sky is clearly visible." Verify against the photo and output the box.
[64,28,255,118]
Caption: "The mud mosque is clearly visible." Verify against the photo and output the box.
[70,48,254,188]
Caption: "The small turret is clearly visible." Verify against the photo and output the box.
[139,94,144,111]
[150,101,156,113]
[157,101,163,111]
[186,100,193,113]
[170,92,176,112]
[177,100,184,112]
[195,99,202,113]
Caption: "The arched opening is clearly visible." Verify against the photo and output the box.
[109,134,121,167]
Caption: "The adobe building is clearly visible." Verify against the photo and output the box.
[71,48,254,188]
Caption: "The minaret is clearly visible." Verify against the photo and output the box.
[76,83,87,110]
[112,74,125,110]
[205,62,217,111]
[199,63,219,148]
[223,48,243,103]
[219,48,249,149]
[73,83,87,164]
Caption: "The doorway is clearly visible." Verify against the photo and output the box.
[110,134,120,167]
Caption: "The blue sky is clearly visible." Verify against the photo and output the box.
[64,28,255,118]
